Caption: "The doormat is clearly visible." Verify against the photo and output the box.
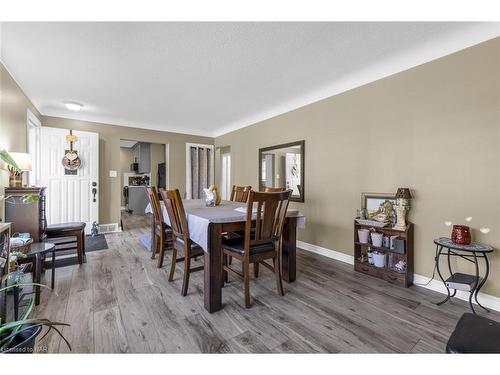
[44,234,108,268]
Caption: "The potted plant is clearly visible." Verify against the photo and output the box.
[1,149,40,210]
[0,282,71,353]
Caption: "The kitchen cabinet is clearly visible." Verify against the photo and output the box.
[132,142,151,174]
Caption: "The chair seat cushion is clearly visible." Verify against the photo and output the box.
[446,313,500,353]
[46,222,86,233]
[175,238,204,254]
[222,237,275,256]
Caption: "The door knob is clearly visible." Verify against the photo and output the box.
[92,184,97,202]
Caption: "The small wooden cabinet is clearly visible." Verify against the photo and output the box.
[4,187,46,242]
[354,221,414,287]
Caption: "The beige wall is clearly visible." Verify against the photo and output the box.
[0,63,42,219]
[43,116,213,225]
[216,38,500,297]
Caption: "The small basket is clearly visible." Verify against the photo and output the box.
[10,238,33,254]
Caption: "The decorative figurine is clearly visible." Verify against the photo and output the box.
[394,187,412,230]
[91,221,99,237]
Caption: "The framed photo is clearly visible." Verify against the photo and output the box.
[361,192,396,221]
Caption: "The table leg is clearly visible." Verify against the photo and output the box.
[34,253,42,306]
[281,217,297,283]
[473,254,490,312]
[435,245,454,306]
[468,252,480,314]
[51,248,56,290]
[204,223,223,313]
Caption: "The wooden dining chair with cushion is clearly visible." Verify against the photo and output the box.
[222,189,292,308]
[146,186,173,268]
[230,185,251,203]
[263,187,286,192]
[159,188,204,296]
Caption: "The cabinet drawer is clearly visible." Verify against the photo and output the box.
[354,262,379,277]
[381,272,406,286]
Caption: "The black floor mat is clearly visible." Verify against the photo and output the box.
[44,234,108,268]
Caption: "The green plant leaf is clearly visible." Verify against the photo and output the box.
[0,282,49,293]
[0,149,20,171]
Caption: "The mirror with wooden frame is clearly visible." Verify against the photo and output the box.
[258,140,305,202]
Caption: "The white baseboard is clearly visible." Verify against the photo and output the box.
[297,241,354,265]
[98,222,122,234]
[297,240,500,313]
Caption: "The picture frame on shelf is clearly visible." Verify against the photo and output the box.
[361,192,396,223]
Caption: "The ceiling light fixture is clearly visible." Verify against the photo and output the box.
[64,101,83,111]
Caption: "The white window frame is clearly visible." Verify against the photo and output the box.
[221,152,231,200]
[186,143,215,199]
[26,109,41,186]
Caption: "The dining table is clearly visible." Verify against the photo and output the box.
[145,199,305,313]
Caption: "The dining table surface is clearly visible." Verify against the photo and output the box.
[145,199,305,313]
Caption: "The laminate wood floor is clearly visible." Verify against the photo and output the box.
[33,211,500,353]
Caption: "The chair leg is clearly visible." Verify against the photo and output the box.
[76,231,83,265]
[273,256,284,296]
[228,256,232,265]
[81,230,86,258]
[151,235,157,259]
[168,248,177,282]
[254,262,260,278]
[181,253,191,296]
[243,259,251,308]
[223,254,228,284]
[157,234,165,268]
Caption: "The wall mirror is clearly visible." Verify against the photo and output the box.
[259,140,305,202]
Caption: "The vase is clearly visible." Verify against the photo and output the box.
[358,229,370,244]
[451,225,471,245]
[370,232,384,247]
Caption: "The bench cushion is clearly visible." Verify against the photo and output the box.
[446,313,500,353]
[46,222,86,233]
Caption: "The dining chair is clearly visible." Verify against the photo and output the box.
[146,186,173,268]
[230,185,252,203]
[159,188,204,296]
[222,189,292,308]
[263,187,287,192]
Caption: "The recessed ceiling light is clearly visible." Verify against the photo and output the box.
[64,101,83,111]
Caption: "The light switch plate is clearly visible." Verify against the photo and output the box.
[109,170,117,177]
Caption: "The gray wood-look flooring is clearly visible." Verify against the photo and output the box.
[33,212,500,353]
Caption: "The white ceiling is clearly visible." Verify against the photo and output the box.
[1,22,499,137]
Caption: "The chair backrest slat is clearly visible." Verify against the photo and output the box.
[230,185,252,203]
[146,187,163,224]
[244,190,292,252]
[159,189,189,242]
[263,187,286,193]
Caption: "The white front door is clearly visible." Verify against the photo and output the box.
[40,127,99,234]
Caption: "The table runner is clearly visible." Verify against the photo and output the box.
[145,199,305,252]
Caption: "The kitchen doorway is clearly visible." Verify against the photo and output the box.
[120,139,168,231]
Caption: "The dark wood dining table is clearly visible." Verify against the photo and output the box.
[146,199,305,313]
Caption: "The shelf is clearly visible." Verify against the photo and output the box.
[354,221,409,233]
[354,242,406,255]
[354,259,405,274]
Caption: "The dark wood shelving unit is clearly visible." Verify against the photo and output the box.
[354,221,414,287]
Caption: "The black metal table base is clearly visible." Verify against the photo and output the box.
[434,242,491,314]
